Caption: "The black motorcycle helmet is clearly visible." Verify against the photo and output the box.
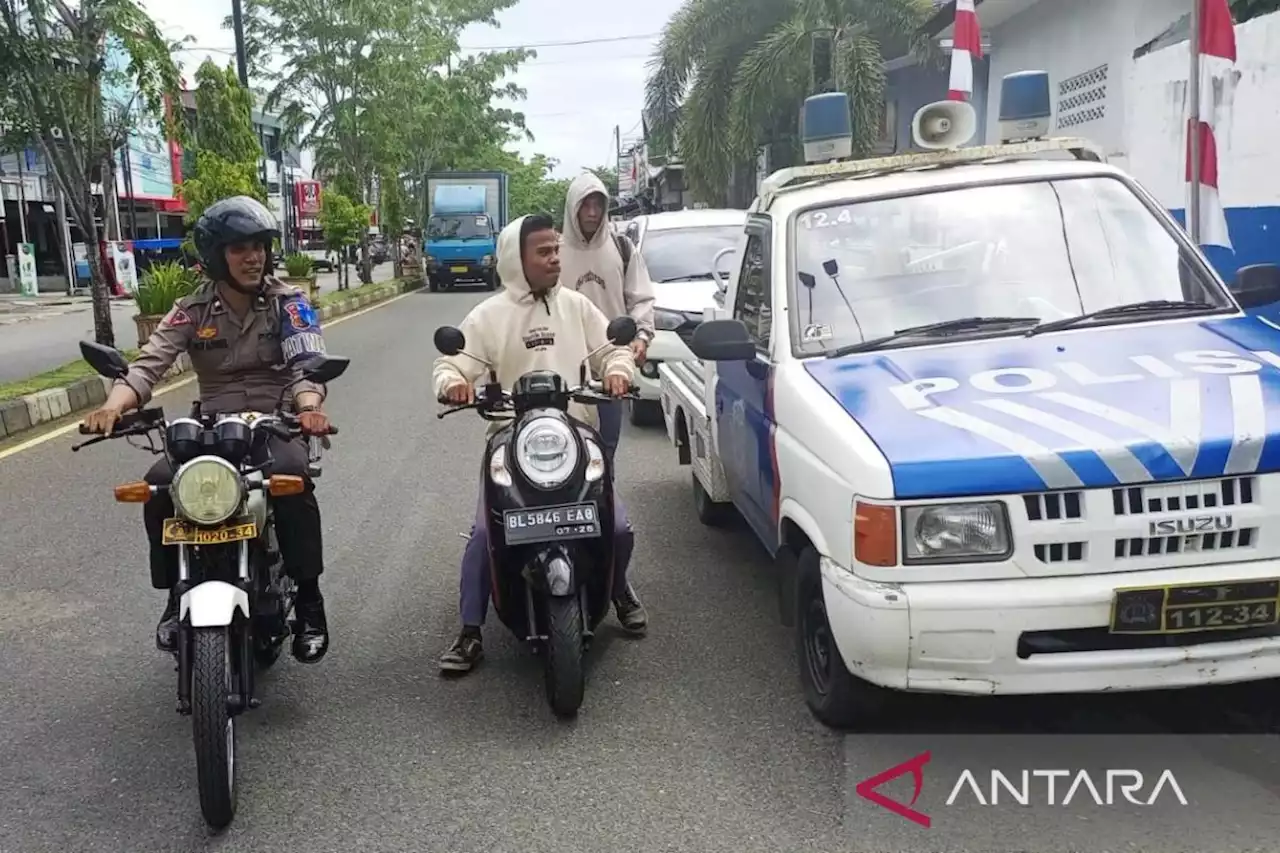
[192,195,280,287]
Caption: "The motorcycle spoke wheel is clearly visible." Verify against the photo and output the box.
[191,627,237,830]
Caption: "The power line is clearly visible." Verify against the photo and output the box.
[460,33,659,50]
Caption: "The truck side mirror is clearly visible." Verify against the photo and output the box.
[690,319,755,361]
[1231,264,1280,311]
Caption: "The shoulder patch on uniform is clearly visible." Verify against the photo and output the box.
[279,293,325,365]
[168,307,193,327]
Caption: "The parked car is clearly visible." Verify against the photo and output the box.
[621,209,747,426]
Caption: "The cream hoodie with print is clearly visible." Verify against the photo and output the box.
[431,215,635,432]
[559,172,655,339]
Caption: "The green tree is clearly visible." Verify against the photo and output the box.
[177,62,266,256]
[242,0,526,284]
[319,189,370,291]
[190,59,263,164]
[0,0,183,347]
[644,0,933,205]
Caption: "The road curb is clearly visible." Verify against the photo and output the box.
[0,279,415,442]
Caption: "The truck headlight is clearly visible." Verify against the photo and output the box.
[902,502,1011,563]
[481,254,495,266]
[171,456,244,526]
[515,417,579,489]
[653,308,684,331]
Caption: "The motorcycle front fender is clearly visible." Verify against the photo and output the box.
[180,580,250,628]
[545,554,574,597]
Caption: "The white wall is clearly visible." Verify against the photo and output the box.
[1126,10,1280,211]
[984,0,1193,171]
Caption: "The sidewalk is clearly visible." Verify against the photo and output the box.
[0,263,395,384]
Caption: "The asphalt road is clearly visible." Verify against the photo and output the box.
[0,264,395,384]
[3,288,1280,852]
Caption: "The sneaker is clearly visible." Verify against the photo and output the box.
[613,583,648,635]
[155,590,180,653]
[439,628,484,673]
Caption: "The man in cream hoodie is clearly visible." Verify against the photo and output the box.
[560,172,655,464]
[432,214,649,673]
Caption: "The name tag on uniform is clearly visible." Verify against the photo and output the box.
[192,338,229,351]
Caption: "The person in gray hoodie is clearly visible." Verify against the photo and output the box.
[559,172,655,465]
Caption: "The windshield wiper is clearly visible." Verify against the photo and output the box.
[658,273,716,283]
[1024,300,1223,336]
[826,316,1041,357]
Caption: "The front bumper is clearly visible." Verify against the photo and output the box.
[635,329,695,401]
[823,555,1280,695]
[427,260,494,282]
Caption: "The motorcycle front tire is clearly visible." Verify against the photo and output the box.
[543,595,585,718]
[192,626,238,830]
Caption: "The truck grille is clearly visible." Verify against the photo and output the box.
[1019,476,1263,569]
[1111,476,1255,516]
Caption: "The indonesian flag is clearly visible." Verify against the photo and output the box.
[948,0,982,101]
[1186,0,1236,249]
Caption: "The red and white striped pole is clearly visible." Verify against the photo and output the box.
[948,0,982,101]
[1186,0,1236,248]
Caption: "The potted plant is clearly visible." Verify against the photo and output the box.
[134,261,200,347]
[281,253,318,301]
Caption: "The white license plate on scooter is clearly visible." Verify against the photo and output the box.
[502,502,601,545]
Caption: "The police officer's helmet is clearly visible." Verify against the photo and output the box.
[193,196,281,284]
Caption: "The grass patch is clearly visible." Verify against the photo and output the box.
[0,349,139,402]
[315,278,403,308]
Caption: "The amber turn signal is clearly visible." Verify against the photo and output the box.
[267,475,305,497]
[113,481,152,503]
[853,501,897,567]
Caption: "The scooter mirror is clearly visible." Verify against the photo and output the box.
[606,316,637,346]
[434,326,466,356]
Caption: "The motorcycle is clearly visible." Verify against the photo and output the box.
[73,340,348,830]
[433,316,639,717]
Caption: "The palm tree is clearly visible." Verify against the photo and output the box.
[645,0,937,206]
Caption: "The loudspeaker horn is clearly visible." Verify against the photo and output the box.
[911,100,977,150]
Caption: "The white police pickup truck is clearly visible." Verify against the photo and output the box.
[658,72,1280,729]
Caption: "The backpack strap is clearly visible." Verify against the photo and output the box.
[613,232,631,275]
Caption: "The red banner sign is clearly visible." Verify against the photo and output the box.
[295,181,322,217]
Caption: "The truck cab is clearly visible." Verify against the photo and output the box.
[423,173,509,292]
[659,73,1280,730]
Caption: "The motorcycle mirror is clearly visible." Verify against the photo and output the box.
[79,340,130,380]
[434,326,466,356]
[300,355,350,384]
[798,272,817,290]
[822,259,840,278]
[606,316,637,346]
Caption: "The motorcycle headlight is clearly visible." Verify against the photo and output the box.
[514,417,579,489]
[171,456,244,526]
[902,502,1011,564]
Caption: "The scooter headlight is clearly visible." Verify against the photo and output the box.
[171,456,244,525]
[514,417,579,489]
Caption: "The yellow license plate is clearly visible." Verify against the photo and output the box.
[1110,577,1280,634]
[450,265,468,273]
[162,518,257,546]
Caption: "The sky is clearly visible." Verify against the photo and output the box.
[140,0,686,179]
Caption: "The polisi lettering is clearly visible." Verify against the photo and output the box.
[890,349,1280,410]
[1148,514,1233,536]
[944,768,1188,806]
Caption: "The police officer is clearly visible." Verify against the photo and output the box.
[81,196,336,664]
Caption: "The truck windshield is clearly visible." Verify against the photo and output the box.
[789,176,1231,354]
[428,215,490,240]
[641,225,743,282]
